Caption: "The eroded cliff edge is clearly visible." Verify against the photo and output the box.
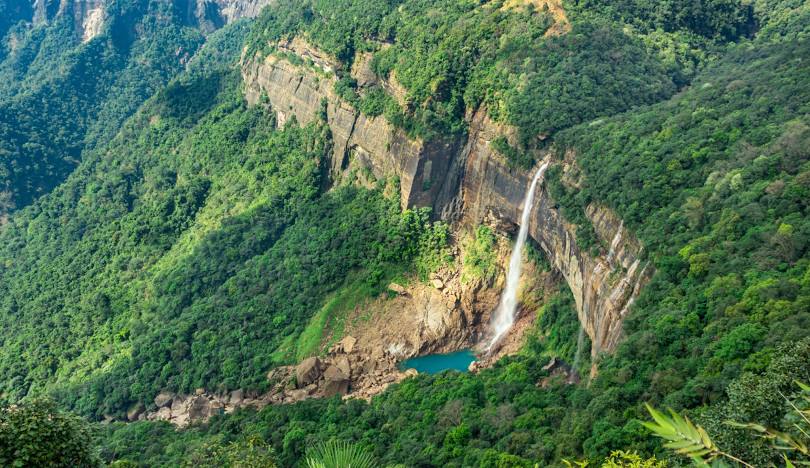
[28,0,271,42]
[242,41,654,370]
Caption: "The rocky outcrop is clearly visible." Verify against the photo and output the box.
[29,0,105,41]
[242,41,653,375]
[145,390,243,427]
[242,45,464,212]
[27,0,270,43]
[178,0,273,34]
[295,356,322,387]
[211,0,273,24]
[454,110,653,370]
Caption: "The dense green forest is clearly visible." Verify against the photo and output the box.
[97,6,810,465]
[0,0,210,219]
[1,0,809,466]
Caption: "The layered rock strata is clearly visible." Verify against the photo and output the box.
[242,43,653,368]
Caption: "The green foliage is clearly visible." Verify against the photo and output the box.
[247,0,688,142]
[289,272,383,362]
[0,398,100,467]
[545,165,600,253]
[358,87,400,119]
[642,404,735,466]
[505,19,676,145]
[305,440,377,468]
[492,136,533,170]
[186,19,255,77]
[183,436,277,468]
[601,450,666,467]
[572,0,756,40]
[0,0,208,217]
[698,342,810,466]
[545,28,810,459]
[3,0,810,467]
[645,380,810,467]
[533,289,590,369]
[461,225,498,284]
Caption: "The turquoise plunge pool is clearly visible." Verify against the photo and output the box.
[399,349,477,374]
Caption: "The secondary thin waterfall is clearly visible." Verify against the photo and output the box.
[486,162,550,352]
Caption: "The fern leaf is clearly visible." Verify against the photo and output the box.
[643,403,720,463]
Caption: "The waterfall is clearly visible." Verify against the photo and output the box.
[486,162,550,352]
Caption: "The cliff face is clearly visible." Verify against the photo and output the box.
[457,111,653,367]
[178,0,273,33]
[243,45,463,211]
[27,0,269,42]
[242,45,653,367]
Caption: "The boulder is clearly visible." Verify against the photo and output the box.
[296,357,322,388]
[288,389,309,402]
[155,406,172,421]
[387,283,407,295]
[188,395,211,422]
[209,400,224,413]
[153,391,174,408]
[322,365,350,397]
[171,396,186,412]
[229,389,243,405]
[174,412,190,428]
[362,358,377,374]
[431,278,444,289]
[339,335,357,354]
[126,402,144,422]
[335,355,352,377]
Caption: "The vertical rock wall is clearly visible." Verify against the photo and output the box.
[242,51,464,212]
[241,42,654,368]
[452,110,653,368]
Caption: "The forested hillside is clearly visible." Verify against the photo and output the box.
[0,10,451,421]
[100,3,810,465]
[0,0,219,219]
[0,0,808,466]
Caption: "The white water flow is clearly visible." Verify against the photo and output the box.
[486,162,550,352]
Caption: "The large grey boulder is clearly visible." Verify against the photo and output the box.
[126,402,145,422]
[296,356,322,388]
[323,365,350,397]
[153,391,174,408]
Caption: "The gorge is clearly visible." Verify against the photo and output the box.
[243,39,653,375]
[1,0,808,465]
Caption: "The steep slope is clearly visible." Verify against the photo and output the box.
[0,0,808,466]
[100,1,809,466]
[0,64,453,422]
[0,0,265,221]
[104,32,808,467]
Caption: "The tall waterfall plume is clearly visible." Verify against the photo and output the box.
[486,162,550,352]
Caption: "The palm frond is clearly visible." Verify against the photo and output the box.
[305,440,377,468]
[641,403,721,464]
